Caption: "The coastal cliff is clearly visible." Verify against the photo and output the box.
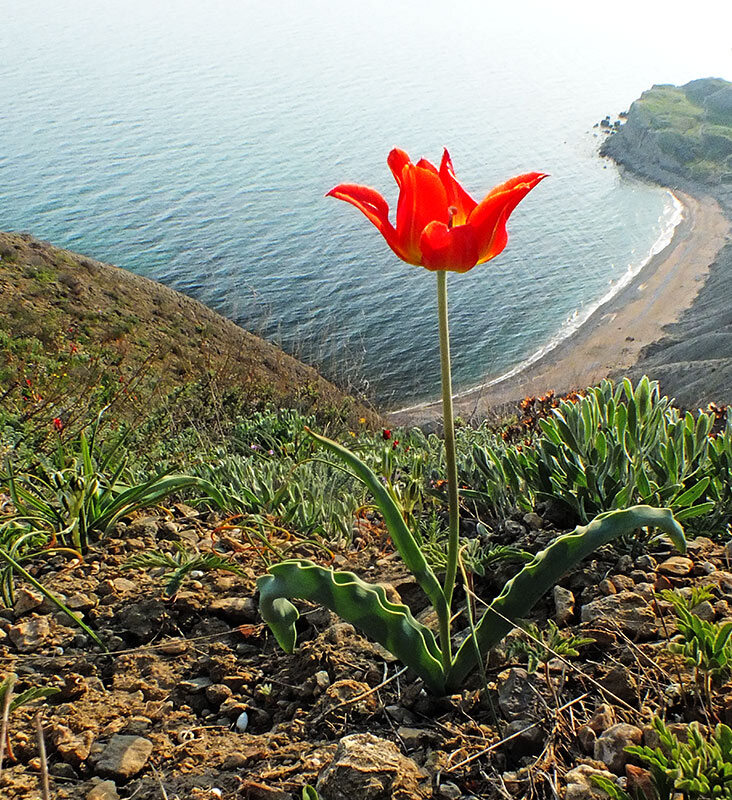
[600,78,732,407]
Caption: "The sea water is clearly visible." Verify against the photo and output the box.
[2,0,731,406]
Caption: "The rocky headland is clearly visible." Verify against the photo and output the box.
[600,77,732,407]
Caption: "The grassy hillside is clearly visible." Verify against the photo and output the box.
[0,231,378,464]
[602,77,732,184]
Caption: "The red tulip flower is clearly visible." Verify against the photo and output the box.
[327,148,546,272]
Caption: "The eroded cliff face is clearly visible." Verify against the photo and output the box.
[600,78,732,408]
[600,78,732,194]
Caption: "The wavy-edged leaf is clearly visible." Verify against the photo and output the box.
[305,430,446,620]
[447,506,685,690]
[258,559,445,693]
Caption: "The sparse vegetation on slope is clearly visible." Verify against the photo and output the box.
[0,231,377,467]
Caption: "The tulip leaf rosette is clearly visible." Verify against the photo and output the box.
[256,150,687,693]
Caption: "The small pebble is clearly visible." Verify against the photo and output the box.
[235,711,249,732]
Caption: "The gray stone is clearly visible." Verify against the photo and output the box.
[323,622,356,645]
[50,724,94,766]
[633,582,655,600]
[594,723,643,774]
[587,703,615,733]
[209,597,257,623]
[610,574,635,592]
[503,520,526,537]
[601,666,638,703]
[437,781,462,799]
[497,667,540,721]
[112,578,138,593]
[8,615,53,651]
[205,683,232,705]
[577,724,597,753]
[599,578,617,596]
[565,764,617,800]
[50,761,78,779]
[657,556,693,576]
[314,670,331,690]
[13,587,43,615]
[316,732,429,799]
[692,600,716,621]
[87,780,120,800]
[553,586,575,626]
[66,592,97,612]
[635,554,657,571]
[501,718,545,757]
[128,518,159,537]
[580,591,657,637]
[95,734,152,780]
[179,676,213,693]
[523,512,544,530]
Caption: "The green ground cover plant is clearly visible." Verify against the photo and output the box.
[593,717,732,800]
[469,377,730,532]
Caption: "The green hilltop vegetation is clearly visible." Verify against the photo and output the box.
[601,77,732,184]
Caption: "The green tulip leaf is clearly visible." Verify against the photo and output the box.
[258,559,446,694]
[305,429,447,620]
[447,505,684,690]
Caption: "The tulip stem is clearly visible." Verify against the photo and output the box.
[437,270,460,662]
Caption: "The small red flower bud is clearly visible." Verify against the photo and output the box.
[382,429,391,440]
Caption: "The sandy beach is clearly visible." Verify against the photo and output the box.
[390,190,730,427]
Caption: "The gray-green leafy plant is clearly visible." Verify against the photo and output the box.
[124,542,246,596]
[471,377,721,526]
[592,717,732,800]
[3,428,225,552]
[258,430,686,694]
[196,451,364,543]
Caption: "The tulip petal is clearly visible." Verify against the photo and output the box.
[416,157,439,174]
[326,183,406,260]
[395,162,450,264]
[387,148,411,187]
[469,173,547,264]
[419,221,479,272]
[439,149,477,226]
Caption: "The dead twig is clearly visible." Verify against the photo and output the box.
[0,673,15,781]
[308,666,407,727]
[446,692,589,773]
[35,711,50,800]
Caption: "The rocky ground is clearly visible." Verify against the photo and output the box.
[2,501,729,799]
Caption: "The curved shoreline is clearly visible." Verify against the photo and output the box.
[389,189,730,427]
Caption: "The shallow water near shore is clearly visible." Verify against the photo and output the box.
[2,1,730,406]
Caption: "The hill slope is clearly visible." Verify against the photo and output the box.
[0,231,376,455]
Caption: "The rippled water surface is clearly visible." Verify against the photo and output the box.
[2,1,731,405]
